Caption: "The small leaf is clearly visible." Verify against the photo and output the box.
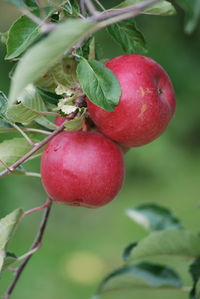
[2,252,17,270]
[176,0,200,33]
[34,116,57,131]
[95,262,182,297]
[122,242,137,261]
[6,12,40,60]
[107,20,147,54]
[4,0,38,8]
[0,121,14,133]
[62,0,80,16]
[37,87,61,105]
[4,0,25,8]
[6,103,41,123]
[63,0,73,14]
[19,85,47,113]
[122,242,137,262]
[126,203,182,231]
[0,209,23,271]
[9,19,96,103]
[77,37,93,59]
[0,91,8,119]
[12,165,28,176]
[64,108,86,131]
[77,59,121,112]
[0,138,33,172]
[6,85,47,123]
[125,229,200,263]
[115,0,176,15]
[36,57,77,91]
[189,258,200,299]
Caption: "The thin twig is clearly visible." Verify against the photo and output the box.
[38,111,59,116]
[72,0,161,52]
[20,7,43,26]
[16,247,40,262]
[89,0,161,22]
[23,172,41,178]
[36,0,46,19]
[0,127,52,136]
[24,128,51,135]
[20,7,57,33]
[80,0,87,16]
[85,0,98,16]
[94,0,105,11]
[23,199,51,218]
[3,199,52,299]
[0,160,13,173]
[11,123,35,146]
[0,119,67,177]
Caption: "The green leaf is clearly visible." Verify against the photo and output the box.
[5,5,56,60]
[63,0,73,14]
[62,0,80,16]
[0,250,5,271]
[36,56,78,91]
[0,138,33,172]
[190,258,200,299]
[19,85,47,112]
[126,203,182,231]
[12,165,27,176]
[6,85,47,123]
[123,242,137,261]
[176,0,200,33]
[0,209,23,271]
[6,103,41,123]
[9,19,96,103]
[34,116,57,131]
[64,108,86,131]
[4,0,25,8]
[115,0,176,15]
[0,91,8,119]
[0,121,14,133]
[95,262,182,297]
[37,87,61,105]
[77,59,121,112]
[126,229,200,263]
[2,252,17,270]
[5,0,38,8]
[6,14,40,60]
[77,37,93,60]
[107,20,147,54]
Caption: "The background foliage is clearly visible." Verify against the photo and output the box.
[0,0,200,298]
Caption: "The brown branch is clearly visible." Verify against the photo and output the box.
[3,199,52,299]
[23,199,51,218]
[80,0,87,16]
[0,117,72,178]
[89,0,161,22]
[85,0,98,16]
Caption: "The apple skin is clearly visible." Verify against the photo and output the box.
[55,116,66,126]
[41,131,124,208]
[87,54,176,147]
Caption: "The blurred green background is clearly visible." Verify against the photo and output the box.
[0,1,200,298]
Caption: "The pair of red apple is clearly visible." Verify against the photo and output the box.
[41,55,176,208]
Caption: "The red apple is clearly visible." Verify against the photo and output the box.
[55,116,66,126]
[41,131,124,208]
[87,54,176,147]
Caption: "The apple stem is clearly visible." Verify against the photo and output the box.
[3,199,52,299]
[22,198,52,218]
